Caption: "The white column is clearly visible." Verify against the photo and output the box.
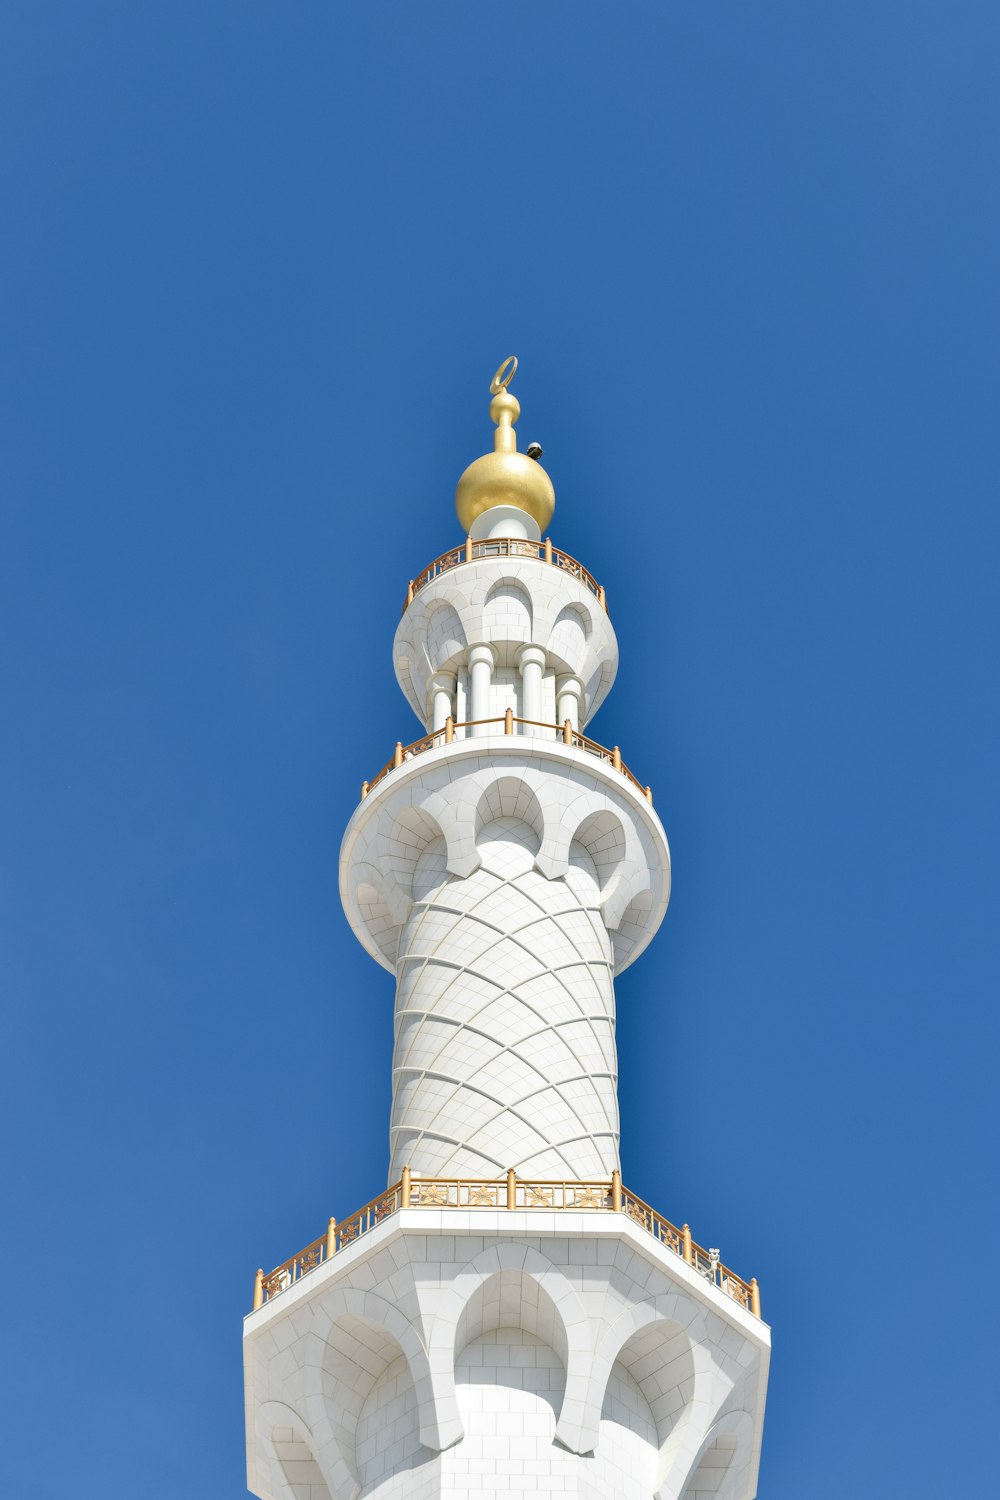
[517,644,546,736]
[467,644,495,734]
[429,670,456,733]
[556,674,584,734]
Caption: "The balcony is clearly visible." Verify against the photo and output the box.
[250,1170,762,1321]
[360,714,653,804]
[402,537,607,615]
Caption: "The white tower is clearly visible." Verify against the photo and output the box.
[243,359,770,1500]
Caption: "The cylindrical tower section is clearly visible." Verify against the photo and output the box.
[390,811,618,1181]
[340,738,670,1189]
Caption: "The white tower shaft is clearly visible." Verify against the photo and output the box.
[391,815,618,1180]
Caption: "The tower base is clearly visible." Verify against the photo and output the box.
[244,1202,769,1500]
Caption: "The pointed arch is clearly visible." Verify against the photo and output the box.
[675,1407,755,1500]
[254,1398,346,1500]
[290,1287,456,1466]
[419,1241,598,1456]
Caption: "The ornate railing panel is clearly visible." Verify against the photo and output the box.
[403,537,606,615]
[252,1173,761,1320]
[360,716,653,805]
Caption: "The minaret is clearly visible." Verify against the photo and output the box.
[244,359,770,1500]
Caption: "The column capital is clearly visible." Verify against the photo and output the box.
[555,673,584,699]
[516,643,547,673]
[467,642,497,669]
[429,669,457,693]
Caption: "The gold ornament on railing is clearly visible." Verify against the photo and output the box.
[249,1173,761,1322]
[403,537,606,615]
[360,716,653,806]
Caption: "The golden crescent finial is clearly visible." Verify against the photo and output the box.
[490,356,518,395]
[455,354,554,533]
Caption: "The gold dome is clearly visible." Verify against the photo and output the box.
[455,359,555,535]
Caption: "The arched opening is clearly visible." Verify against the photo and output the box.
[422,599,467,674]
[548,603,591,675]
[321,1312,426,1491]
[269,1421,331,1500]
[587,1316,697,1497]
[680,1433,739,1498]
[354,880,398,965]
[612,888,654,969]
[570,809,626,900]
[473,776,544,854]
[453,1270,568,1449]
[482,578,533,645]
[390,805,448,902]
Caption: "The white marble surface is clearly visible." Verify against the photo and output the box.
[394,555,618,733]
[341,745,670,1182]
[244,1212,769,1500]
[341,739,670,978]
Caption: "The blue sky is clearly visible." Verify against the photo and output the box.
[2,3,998,1496]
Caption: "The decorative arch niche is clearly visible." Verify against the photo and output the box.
[320,1311,426,1492]
[482,577,533,646]
[453,1269,569,1436]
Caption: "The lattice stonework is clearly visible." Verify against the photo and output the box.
[390,817,618,1181]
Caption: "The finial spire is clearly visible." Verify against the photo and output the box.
[455,356,554,537]
[488,356,521,456]
[489,355,518,395]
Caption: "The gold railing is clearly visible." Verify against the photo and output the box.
[251,1169,762,1321]
[360,714,653,805]
[403,537,607,615]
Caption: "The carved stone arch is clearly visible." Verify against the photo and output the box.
[675,1406,755,1500]
[482,576,533,646]
[547,601,592,675]
[297,1288,457,1462]
[419,1241,598,1457]
[528,785,648,904]
[349,860,405,969]
[581,1294,720,1476]
[473,775,545,852]
[393,639,418,716]
[583,657,616,724]
[421,598,467,675]
[453,1267,569,1447]
[410,788,483,881]
[254,1397,346,1500]
[612,888,655,970]
[389,805,448,903]
[570,809,627,900]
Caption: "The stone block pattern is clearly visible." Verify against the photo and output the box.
[393,558,619,731]
[391,815,618,1181]
[341,746,670,980]
[244,1215,769,1500]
